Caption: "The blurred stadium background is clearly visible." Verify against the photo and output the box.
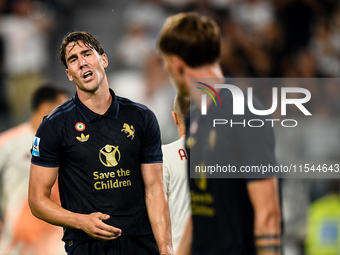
[0,0,338,254]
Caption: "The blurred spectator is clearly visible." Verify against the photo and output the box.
[0,84,68,255]
[109,51,176,143]
[309,17,340,77]
[231,0,275,35]
[0,0,54,124]
[275,0,318,56]
[115,0,168,69]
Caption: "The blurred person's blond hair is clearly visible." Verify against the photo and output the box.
[173,93,190,125]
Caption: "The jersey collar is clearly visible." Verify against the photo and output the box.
[73,88,119,122]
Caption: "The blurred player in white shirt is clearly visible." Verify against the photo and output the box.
[162,94,191,252]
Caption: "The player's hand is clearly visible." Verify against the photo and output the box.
[80,212,122,241]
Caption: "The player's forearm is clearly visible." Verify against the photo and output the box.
[254,210,282,255]
[247,178,282,255]
[28,194,84,230]
[145,183,173,255]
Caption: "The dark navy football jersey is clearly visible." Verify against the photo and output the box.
[186,88,277,255]
[31,89,162,242]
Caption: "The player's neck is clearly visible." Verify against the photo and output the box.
[186,62,223,79]
[77,80,112,115]
[178,124,186,138]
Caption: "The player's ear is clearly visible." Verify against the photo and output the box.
[171,55,185,75]
[172,111,180,126]
[65,69,73,81]
[101,54,108,68]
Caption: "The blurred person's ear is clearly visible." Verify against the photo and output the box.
[172,111,179,126]
[170,55,185,76]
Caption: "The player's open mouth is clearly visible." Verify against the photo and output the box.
[83,71,93,81]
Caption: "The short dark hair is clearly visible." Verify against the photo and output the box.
[31,84,68,111]
[157,12,220,68]
[59,31,104,68]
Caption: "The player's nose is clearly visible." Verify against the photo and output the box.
[79,57,87,68]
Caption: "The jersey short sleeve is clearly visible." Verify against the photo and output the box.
[31,117,62,168]
[140,109,162,164]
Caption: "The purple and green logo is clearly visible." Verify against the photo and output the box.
[196,82,222,115]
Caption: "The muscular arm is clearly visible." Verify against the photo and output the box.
[28,163,121,240]
[175,215,192,255]
[141,163,173,255]
[247,178,282,255]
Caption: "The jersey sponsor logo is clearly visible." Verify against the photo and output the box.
[76,133,90,142]
[191,163,215,217]
[195,168,207,191]
[121,123,135,140]
[75,122,86,131]
[99,144,121,167]
[32,136,40,157]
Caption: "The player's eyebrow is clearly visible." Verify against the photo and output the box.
[66,49,92,63]
[66,54,77,63]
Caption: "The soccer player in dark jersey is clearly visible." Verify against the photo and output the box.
[157,13,282,255]
[28,31,173,255]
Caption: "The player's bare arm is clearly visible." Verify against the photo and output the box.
[175,215,192,255]
[247,178,282,255]
[141,162,174,255]
[28,163,121,241]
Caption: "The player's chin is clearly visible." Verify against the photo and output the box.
[79,83,100,94]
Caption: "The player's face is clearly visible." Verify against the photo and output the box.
[65,41,108,94]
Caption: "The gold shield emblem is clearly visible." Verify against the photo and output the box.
[121,123,135,140]
[99,145,121,167]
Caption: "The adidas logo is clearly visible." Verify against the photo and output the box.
[76,133,90,142]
